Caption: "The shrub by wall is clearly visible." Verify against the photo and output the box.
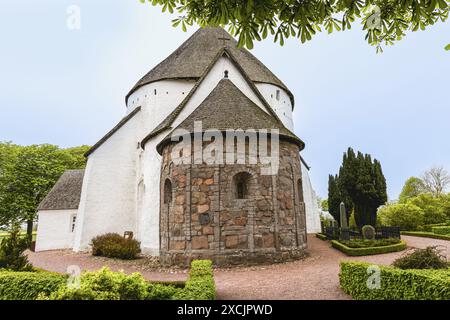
[91,233,141,260]
[331,240,406,256]
[401,231,450,241]
[340,261,450,300]
[0,270,67,300]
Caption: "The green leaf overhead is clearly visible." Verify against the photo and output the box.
[141,0,450,51]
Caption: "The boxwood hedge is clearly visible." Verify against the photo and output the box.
[0,260,215,300]
[331,240,406,256]
[401,231,450,241]
[0,270,67,300]
[340,261,450,300]
[173,260,216,300]
[315,233,328,241]
[431,226,450,235]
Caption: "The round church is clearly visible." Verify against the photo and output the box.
[36,27,320,267]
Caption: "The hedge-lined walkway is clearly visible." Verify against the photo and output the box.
[27,235,449,300]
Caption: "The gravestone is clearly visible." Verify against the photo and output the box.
[339,202,350,241]
[362,225,376,240]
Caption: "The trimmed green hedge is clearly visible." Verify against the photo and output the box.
[340,261,450,300]
[315,233,328,241]
[401,231,450,241]
[339,238,400,248]
[0,260,215,300]
[432,226,450,235]
[174,260,216,300]
[418,222,450,232]
[331,240,407,256]
[0,270,67,300]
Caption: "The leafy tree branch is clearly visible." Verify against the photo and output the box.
[141,0,449,52]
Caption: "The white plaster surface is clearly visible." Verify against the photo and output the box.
[36,209,77,251]
[301,162,322,233]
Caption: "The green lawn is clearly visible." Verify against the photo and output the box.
[0,231,37,242]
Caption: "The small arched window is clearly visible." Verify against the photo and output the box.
[297,179,304,203]
[233,172,252,199]
[164,179,172,204]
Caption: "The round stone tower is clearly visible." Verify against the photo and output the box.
[155,79,307,266]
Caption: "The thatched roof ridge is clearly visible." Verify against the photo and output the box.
[38,170,85,211]
[127,27,294,106]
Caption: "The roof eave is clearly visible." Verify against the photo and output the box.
[84,106,142,157]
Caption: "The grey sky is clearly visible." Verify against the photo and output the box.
[1,1,449,200]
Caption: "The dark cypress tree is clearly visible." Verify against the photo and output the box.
[329,148,387,228]
[336,148,356,225]
[328,175,340,222]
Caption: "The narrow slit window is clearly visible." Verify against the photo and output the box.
[164,179,172,204]
[233,172,251,199]
[70,215,77,233]
[297,179,304,203]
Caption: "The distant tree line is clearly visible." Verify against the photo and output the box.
[0,142,90,241]
[378,166,450,230]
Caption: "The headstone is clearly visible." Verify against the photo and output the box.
[340,202,348,229]
[362,225,376,240]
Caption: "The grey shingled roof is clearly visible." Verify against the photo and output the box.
[38,170,85,211]
[127,27,294,106]
[156,79,304,154]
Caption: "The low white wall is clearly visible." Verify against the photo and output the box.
[301,163,322,233]
[35,209,77,251]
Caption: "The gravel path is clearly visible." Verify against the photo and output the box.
[27,235,449,300]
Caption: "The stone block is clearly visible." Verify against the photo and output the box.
[202,226,214,235]
[198,204,209,214]
[225,235,239,249]
[170,241,186,251]
[192,236,209,249]
[175,195,185,205]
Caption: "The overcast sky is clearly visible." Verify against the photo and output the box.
[1,1,449,200]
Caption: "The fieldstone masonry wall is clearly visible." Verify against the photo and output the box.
[159,139,307,266]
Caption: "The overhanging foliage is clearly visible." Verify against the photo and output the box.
[141,0,450,52]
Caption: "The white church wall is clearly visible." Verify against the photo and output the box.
[301,162,322,233]
[35,209,77,251]
[127,80,195,120]
[72,112,142,252]
[140,137,163,255]
[255,83,294,131]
